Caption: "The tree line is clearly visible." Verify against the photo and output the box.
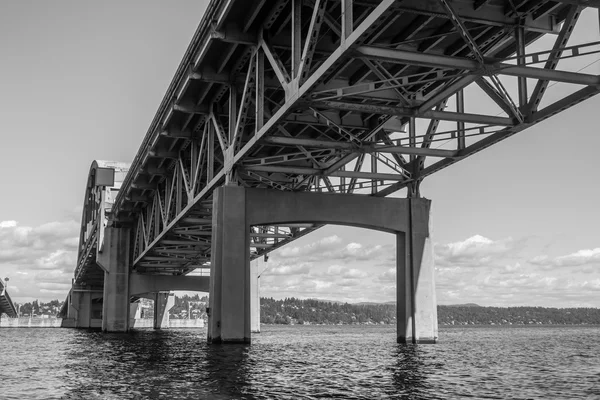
[260,298,600,326]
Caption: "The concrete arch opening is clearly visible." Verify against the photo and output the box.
[208,185,437,344]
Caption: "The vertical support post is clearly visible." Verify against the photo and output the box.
[341,0,353,41]
[207,122,214,182]
[250,260,261,333]
[226,85,237,184]
[255,49,265,133]
[409,117,416,163]
[397,199,437,344]
[515,24,528,108]
[370,153,377,194]
[153,292,174,329]
[228,85,237,144]
[292,0,302,78]
[99,227,131,333]
[208,185,250,343]
[456,89,465,150]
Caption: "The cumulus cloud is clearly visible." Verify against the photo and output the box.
[0,219,79,302]
[267,262,312,276]
[273,234,393,264]
[530,248,600,269]
[376,268,396,282]
[276,235,343,259]
[435,235,523,268]
[254,231,600,307]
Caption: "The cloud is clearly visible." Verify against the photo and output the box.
[376,268,396,282]
[435,235,522,268]
[272,235,393,263]
[276,235,343,259]
[267,262,312,276]
[530,248,600,269]
[0,219,79,302]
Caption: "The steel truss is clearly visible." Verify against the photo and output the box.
[100,0,599,275]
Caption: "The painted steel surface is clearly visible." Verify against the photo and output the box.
[72,1,600,277]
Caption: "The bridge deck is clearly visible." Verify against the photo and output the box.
[72,0,600,280]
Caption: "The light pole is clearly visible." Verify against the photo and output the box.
[1,277,8,296]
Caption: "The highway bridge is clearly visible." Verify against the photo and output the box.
[0,279,18,318]
[61,0,600,343]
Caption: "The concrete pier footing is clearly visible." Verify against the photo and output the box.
[153,292,175,329]
[98,227,131,333]
[208,186,438,344]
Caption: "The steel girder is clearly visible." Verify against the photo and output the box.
[102,0,600,275]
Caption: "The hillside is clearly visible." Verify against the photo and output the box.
[260,298,600,326]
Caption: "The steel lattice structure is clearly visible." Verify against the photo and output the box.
[75,0,600,281]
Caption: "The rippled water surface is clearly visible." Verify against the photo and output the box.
[1,325,599,399]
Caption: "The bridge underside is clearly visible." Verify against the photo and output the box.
[0,281,18,318]
[66,1,600,342]
[109,0,600,278]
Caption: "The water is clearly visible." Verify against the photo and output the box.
[1,325,599,399]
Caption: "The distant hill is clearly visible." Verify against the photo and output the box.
[260,298,600,326]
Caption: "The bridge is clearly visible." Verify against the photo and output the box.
[60,0,600,343]
[0,279,18,318]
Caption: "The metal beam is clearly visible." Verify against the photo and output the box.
[243,164,406,180]
[355,46,600,86]
[261,135,458,157]
[310,100,515,125]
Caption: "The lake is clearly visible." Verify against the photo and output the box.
[0,325,599,399]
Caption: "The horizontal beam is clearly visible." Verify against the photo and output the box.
[250,232,291,238]
[243,164,405,180]
[355,46,600,86]
[310,100,514,126]
[261,136,458,157]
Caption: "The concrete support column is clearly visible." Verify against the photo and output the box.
[397,198,438,344]
[208,185,250,343]
[99,227,131,333]
[153,292,174,329]
[250,260,260,333]
[70,290,92,328]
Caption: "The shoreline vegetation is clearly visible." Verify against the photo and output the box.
[259,298,600,326]
[9,297,600,326]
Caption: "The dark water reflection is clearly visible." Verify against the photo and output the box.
[1,325,599,399]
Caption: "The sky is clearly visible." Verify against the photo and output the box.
[0,1,598,308]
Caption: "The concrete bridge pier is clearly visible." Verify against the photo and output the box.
[68,289,92,328]
[250,261,260,333]
[153,292,174,329]
[208,185,250,343]
[98,227,131,333]
[396,199,437,344]
[208,185,438,344]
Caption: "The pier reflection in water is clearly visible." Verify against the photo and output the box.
[0,325,599,399]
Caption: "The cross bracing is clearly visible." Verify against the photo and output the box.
[86,0,600,277]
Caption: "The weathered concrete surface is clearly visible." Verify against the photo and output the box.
[153,292,175,329]
[209,186,437,344]
[208,185,250,343]
[251,261,260,333]
[396,199,437,344]
[246,189,409,233]
[98,227,131,332]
